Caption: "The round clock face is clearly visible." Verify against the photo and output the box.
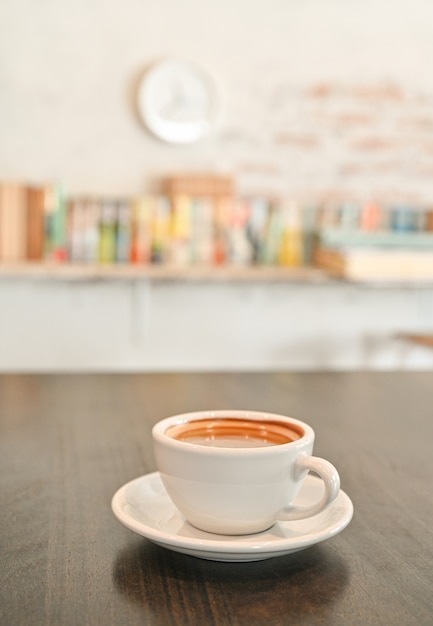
[137,58,222,144]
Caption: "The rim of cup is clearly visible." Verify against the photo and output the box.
[152,409,314,455]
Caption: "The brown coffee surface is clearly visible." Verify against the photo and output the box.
[165,418,303,448]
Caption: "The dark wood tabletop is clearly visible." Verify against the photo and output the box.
[1,372,432,626]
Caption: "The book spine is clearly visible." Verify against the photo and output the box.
[190,197,214,265]
[359,201,382,232]
[213,196,232,265]
[52,183,68,262]
[261,200,283,265]
[44,184,56,260]
[246,197,269,265]
[168,194,193,265]
[151,196,171,263]
[116,199,132,263]
[130,199,139,263]
[133,196,154,264]
[68,197,86,263]
[26,186,45,261]
[278,200,303,267]
[227,198,252,265]
[99,199,117,263]
[301,203,318,266]
[339,202,360,231]
[0,182,27,261]
[83,198,101,264]
[390,206,418,232]
[425,209,433,232]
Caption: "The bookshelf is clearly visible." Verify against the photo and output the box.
[2,175,433,285]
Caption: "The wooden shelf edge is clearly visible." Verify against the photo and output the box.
[0,263,331,282]
[2,263,433,286]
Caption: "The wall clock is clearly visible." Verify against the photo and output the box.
[137,58,223,144]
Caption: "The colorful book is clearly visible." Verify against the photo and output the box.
[68,197,87,263]
[227,198,252,265]
[116,199,132,263]
[0,182,27,261]
[51,183,68,262]
[261,200,283,265]
[99,198,117,263]
[43,184,56,260]
[168,194,192,265]
[213,196,233,265]
[390,207,419,232]
[278,200,303,267]
[83,198,101,264]
[26,185,45,261]
[301,203,318,266]
[359,201,382,231]
[246,197,269,264]
[190,197,214,265]
[339,202,360,231]
[151,196,171,263]
[426,210,433,231]
[131,196,153,264]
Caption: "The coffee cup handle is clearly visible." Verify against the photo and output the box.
[277,455,341,521]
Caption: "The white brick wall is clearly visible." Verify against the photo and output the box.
[1,0,433,202]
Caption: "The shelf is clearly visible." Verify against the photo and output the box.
[2,263,433,287]
[0,262,331,282]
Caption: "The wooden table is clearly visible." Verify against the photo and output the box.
[1,372,432,625]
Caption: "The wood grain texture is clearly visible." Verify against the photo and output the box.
[0,372,432,626]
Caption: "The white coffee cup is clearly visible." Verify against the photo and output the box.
[152,409,340,535]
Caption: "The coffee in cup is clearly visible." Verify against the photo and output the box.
[165,417,303,447]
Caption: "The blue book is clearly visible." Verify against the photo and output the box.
[390,207,418,232]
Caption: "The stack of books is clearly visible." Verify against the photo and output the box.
[312,200,433,281]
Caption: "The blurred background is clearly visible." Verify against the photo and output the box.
[1,0,433,371]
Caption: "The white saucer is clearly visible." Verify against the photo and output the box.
[112,472,353,562]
